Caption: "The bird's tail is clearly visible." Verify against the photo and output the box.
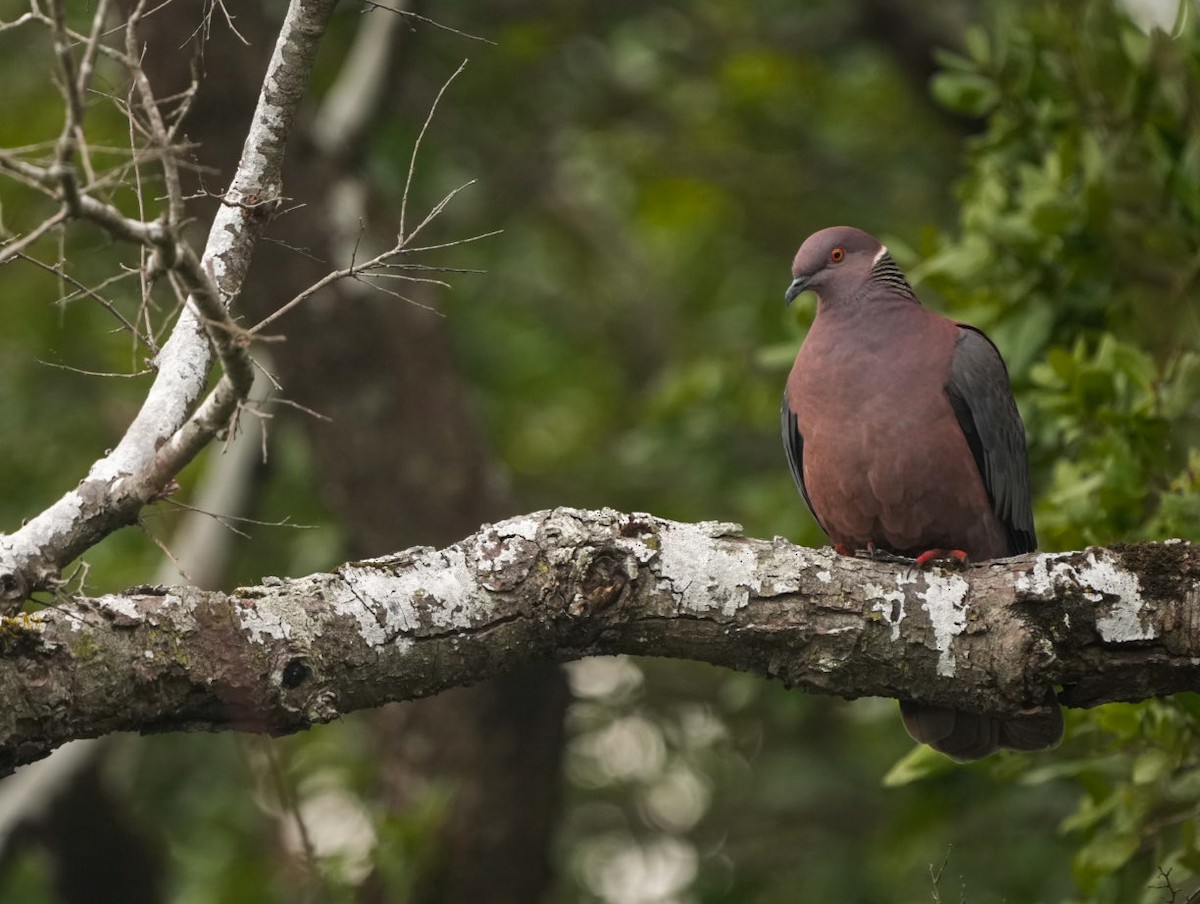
[898,696,1063,762]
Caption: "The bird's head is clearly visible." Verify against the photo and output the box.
[785,226,903,306]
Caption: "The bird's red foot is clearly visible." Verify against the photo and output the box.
[834,542,853,556]
[913,548,970,570]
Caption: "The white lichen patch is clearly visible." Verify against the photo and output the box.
[327,582,389,648]
[654,522,757,616]
[864,583,906,641]
[236,581,329,659]
[90,589,199,634]
[621,537,658,567]
[96,593,142,623]
[340,544,484,642]
[497,514,541,542]
[695,520,744,538]
[473,515,543,589]
[920,573,970,677]
[816,570,833,583]
[240,600,292,644]
[1016,549,1156,643]
[1015,552,1060,597]
[1089,560,1155,642]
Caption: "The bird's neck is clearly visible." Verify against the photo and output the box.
[868,251,917,300]
[817,286,922,320]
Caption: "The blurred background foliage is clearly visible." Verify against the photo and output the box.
[0,0,1198,902]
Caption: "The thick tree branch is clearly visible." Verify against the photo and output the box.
[1,507,1195,774]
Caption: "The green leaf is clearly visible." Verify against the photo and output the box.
[930,71,1000,117]
[1061,791,1121,834]
[881,744,956,787]
[1073,833,1140,885]
[1131,749,1172,785]
[965,25,992,65]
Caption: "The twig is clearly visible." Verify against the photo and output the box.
[48,0,85,216]
[0,12,38,32]
[193,0,249,47]
[350,278,441,314]
[37,355,156,376]
[359,1,495,45]
[266,395,332,422]
[245,229,454,334]
[0,150,60,196]
[18,254,154,351]
[161,499,313,531]
[398,59,466,241]
[76,0,113,99]
[73,0,113,186]
[399,177,475,248]
[126,0,185,228]
[139,520,192,584]
[0,210,67,266]
[929,846,952,904]
[394,229,503,254]
[248,179,480,334]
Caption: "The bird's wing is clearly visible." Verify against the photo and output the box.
[945,325,1037,554]
[781,389,826,534]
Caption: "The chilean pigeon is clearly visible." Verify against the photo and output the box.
[781,225,1062,761]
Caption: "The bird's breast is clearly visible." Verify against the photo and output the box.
[788,308,998,556]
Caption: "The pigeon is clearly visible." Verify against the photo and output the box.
[781,225,1062,760]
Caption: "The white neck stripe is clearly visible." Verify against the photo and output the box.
[872,244,888,266]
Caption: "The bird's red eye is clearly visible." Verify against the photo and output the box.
[830,247,845,263]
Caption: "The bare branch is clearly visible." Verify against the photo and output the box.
[396,229,503,254]
[0,149,60,195]
[0,510,1193,774]
[248,176,481,334]
[400,178,475,247]
[359,1,496,45]
[36,359,154,379]
[126,0,184,227]
[18,254,153,350]
[48,0,85,216]
[76,0,113,100]
[0,11,38,33]
[0,209,67,265]
[0,0,341,602]
[193,0,250,47]
[399,59,466,242]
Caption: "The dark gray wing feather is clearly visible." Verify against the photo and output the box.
[781,390,826,534]
[945,326,1037,555]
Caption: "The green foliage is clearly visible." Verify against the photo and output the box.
[1011,700,1200,903]
[918,1,1200,556]
[913,2,1200,900]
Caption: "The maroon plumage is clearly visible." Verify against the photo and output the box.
[781,226,1061,760]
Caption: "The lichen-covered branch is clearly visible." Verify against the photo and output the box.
[0,0,338,603]
[1,507,1195,775]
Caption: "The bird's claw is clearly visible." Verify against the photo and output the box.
[853,545,912,566]
[912,548,970,570]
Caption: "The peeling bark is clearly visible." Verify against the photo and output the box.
[1,508,1196,774]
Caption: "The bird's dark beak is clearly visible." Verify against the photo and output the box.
[784,276,809,305]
